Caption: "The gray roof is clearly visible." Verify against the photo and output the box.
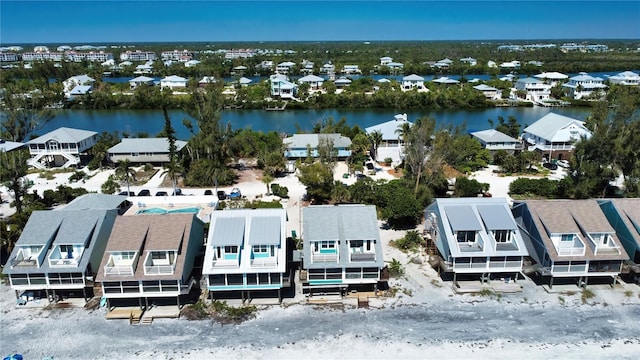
[302,205,384,269]
[299,74,324,83]
[403,74,424,81]
[3,209,117,275]
[62,193,128,211]
[129,76,154,82]
[211,217,246,246]
[473,84,498,91]
[445,205,483,231]
[283,133,352,149]
[365,114,413,140]
[471,129,519,143]
[522,112,585,141]
[108,137,187,154]
[248,216,282,245]
[28,127,97,145]
[0,140,26,152]
[477,205,517,230]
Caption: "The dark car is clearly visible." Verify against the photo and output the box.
[217,190,228,200]
[172,188,182,196]
[542,162,558,170]
[155,191,168,196]
[138,189,151,196]
[118,191,135,196]
[204,189,213,196]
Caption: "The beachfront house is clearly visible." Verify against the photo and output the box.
[473,84,502,100]
[203,208,290,303]
[514,77,552,102]
[26,127,98,169]
[598,199,640,265]
[608,71,640,86]
[283,133,352,159]
[365,113,413,163]
[470,129,521,154]
[160,75,188,90]
[270,74,298,99]
[402,74,426,91]
[96,213,205,310]
[3,194,127,304]
[128,76,155,90]
[302,205,385,298]
[562,72,607,100]
[512,200,628,288]
[521,112,591,161]
[107,137,188,165]
[298,74,324,90]
[424,198,529,285]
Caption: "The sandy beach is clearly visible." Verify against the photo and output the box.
[2,163,639,359]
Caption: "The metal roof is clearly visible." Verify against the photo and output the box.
[211,217,245,246]
[471,129,519,143]
[0,140,26,152]
[522,112,586,141]
[108,137,187,154]
[248,216,281,245]
[444,205,483,231]
[14,211,63,245]
[27,127,97,145]
[477,205,517,230]
[283,133,352,149]
[403,74,424,81]
[365,115,413,140]
[62,193,128,211]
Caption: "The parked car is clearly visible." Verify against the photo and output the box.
[138,189,151,196]
[172,188,182,196]
[118,191,135,196]
[365,162,376,175]
[542,162,558,170]
[204,189,213,196]
[155,191,168,196]
[217,190,227,200]
[228,188,242,199]
[557,160,570,168]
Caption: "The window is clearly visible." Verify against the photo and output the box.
[493,230,511,243]
[224,246,238,254]
[320,241,335,249]
[253,245,268,253]
[119,252,135,260]
[560,234,574,242]
[456,231,476,243]
[151,252,167,260]
[350,240,363,248]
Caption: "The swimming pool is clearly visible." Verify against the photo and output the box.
[136,207,200,215]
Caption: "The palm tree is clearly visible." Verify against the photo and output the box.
[369,130,383,161]
[395,122,412,146]
[262,173,273,195]
[115,159,136,195]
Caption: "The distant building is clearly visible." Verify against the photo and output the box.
[119,50,156,62]
[608,71,640,86]
[470,129,521,154]
[26,127,98,169]
[522,112,591,161]
[107,138,188,164]
[562,72,607,100]
[283,133,351,159]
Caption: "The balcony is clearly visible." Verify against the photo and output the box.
[10,247,42,268]
[48,246,84,267]
[312,253,339,263]
[210,258,239,268]
[553,235,585,256]
[251,256,278,268]
[350,252,376,262]
[457,236,485,253]
[104,254,136,276]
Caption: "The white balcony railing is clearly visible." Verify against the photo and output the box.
[312,253,339,263]
[251,257,278,268]
[211,258,239,268]
[103,265,134,276]
[144,265,175,275]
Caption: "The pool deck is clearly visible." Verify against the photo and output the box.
[124,195,218,223]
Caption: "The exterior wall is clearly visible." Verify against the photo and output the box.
[599,201,640,263]
[182,217,205,284]
[109,153,171,164]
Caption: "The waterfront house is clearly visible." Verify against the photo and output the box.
[26,127,98,169]
[608,71,640,86]
[386,62,404,71]
[460,57,477,66]
[432,77,460,85]
[365,113,413,163]
[67,85,92,99]
[203,208,290,302]
[562,72,607,100]
[514,77,552,102]
[283,133,351,159]
[425,198,529,284]
[598,199,640,264]
[380,56,393,66]
[107,137,188,165]
[342,65,361,75]
[470,129,521,154]
[302,205,385,297]
[160,75,188,90]
[256,60,274,71]
[96,213,205,309]
[270,74,298,99]
[238,77,252,86]
[300,60,314,74]
[473,84,501,100]
[134,63,153,74]
[521,112,591,161]
[129,76,155,90]
[298,74,325,90]
[499,60,521,69]
[184,60,201,68]
[320,63,335,74]
[276,61,296,74]
[3,194,127,303]
[334,76,352,90]
[198,76,217,87]
[63,75,95,97]
[512,200,628,288]
[0,139,26,153]
[534,72,568,86]
[402,74,426,91]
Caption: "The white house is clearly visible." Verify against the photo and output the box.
[342,65,361,75]
[534,72,568,86]
[473,84,501,100]
[26,127,98,169]
[270,74,297,99]
[184,59,201,68]
[160,75,188,90]
[298,74,324,90]
[470,129,521,154]
[522,112,592,161]
[134,63,153,74]
[460,57,477,66]
[514,77,552,102]
[203,208,290,302]
[424,198,529,284]
[432,77,459,85]
[62,75,95,96]
[107,137,188,164]
[386,62,404,71]
[283,133,352,159]
[129,76,155,90]
[562,72,607,100]
[608,71,640,86]
[380,56,393,66]
[401,74,426,91]
[365,113,413,163]
[320,63,335,74]
[198,76,217,87]
[276,61,296,74]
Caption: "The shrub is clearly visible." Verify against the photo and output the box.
[69,171,85,183]
[388,258,405,278]
[271,183,289,198]
[394,230,423,252]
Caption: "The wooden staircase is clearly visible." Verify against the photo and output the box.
[129,311,141,325]
[139,315,153,325]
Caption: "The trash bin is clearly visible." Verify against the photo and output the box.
[291,230,297,239]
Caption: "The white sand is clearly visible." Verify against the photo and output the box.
[2,163,640,359]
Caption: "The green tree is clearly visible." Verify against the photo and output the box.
[0,148,31,215]
[297,161,334,203]
[368,130,383,161]
[101,175,119,194]
[161,106,182,194]
[115,159,136,195]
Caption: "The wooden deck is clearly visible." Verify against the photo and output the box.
[105,307,144,324]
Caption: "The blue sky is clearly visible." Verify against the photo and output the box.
[1,1,638,44]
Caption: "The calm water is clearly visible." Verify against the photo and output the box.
[38,107,592,139]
